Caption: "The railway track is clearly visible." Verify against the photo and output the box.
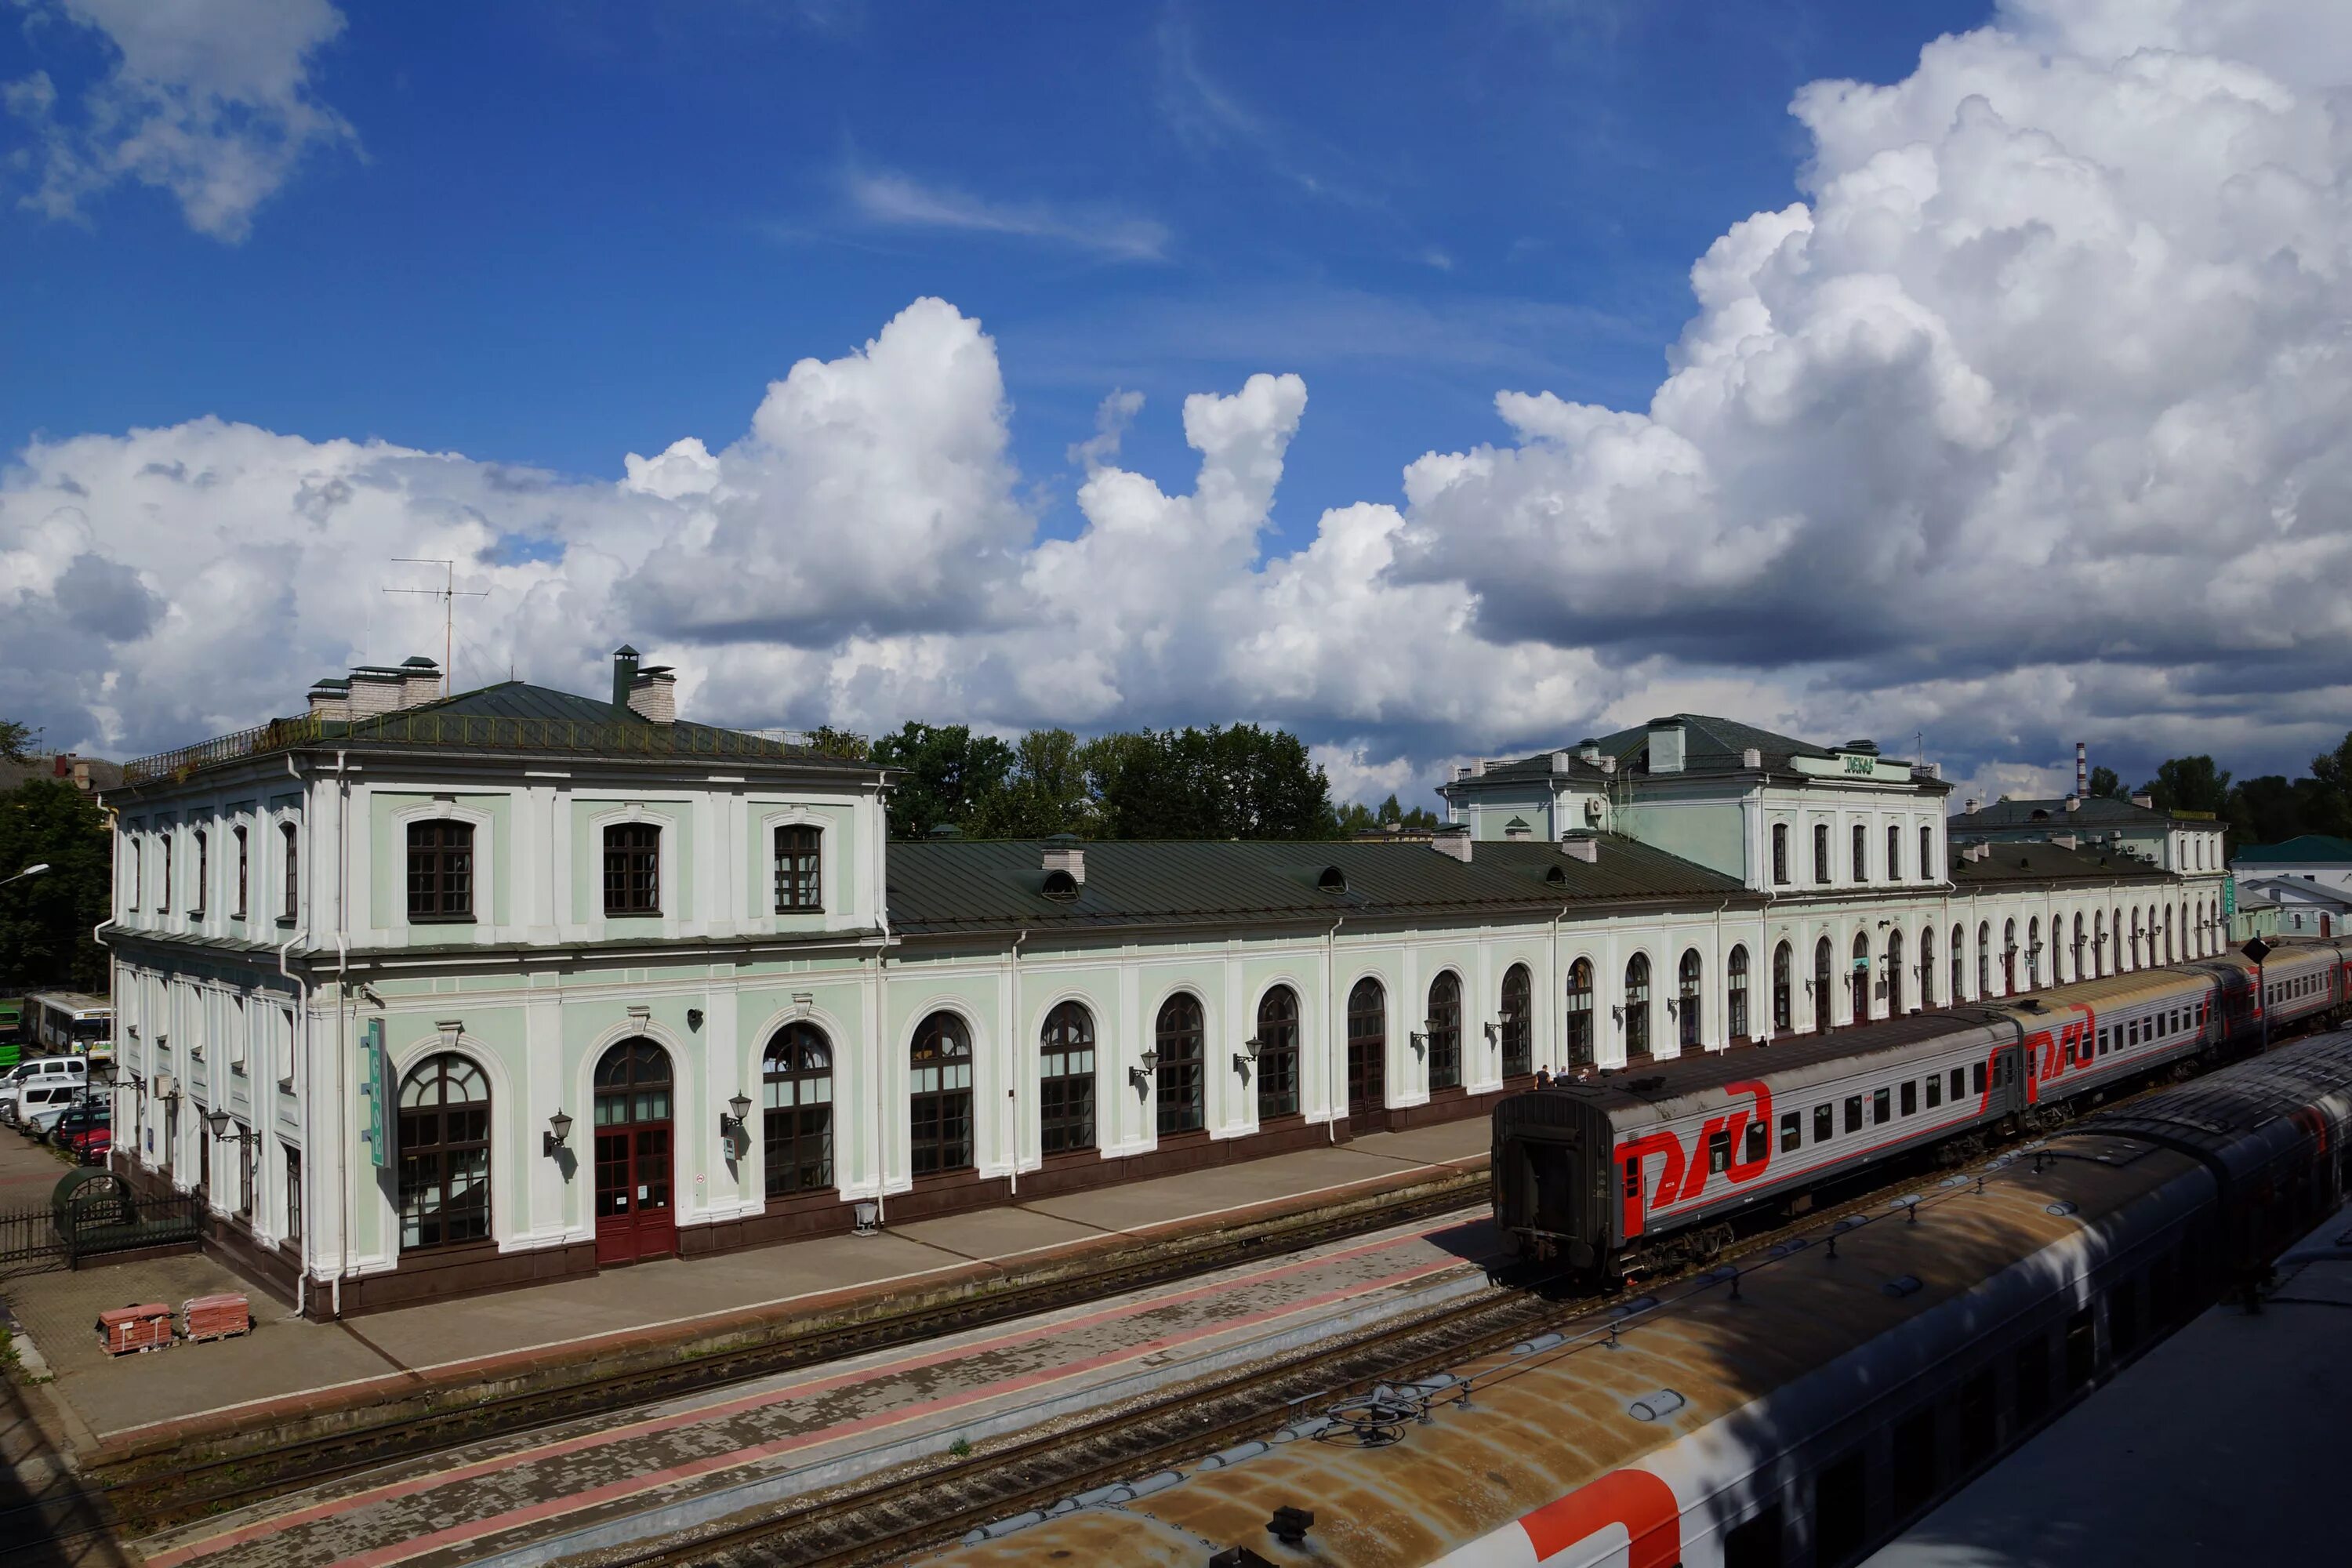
[94,1167,1486,1534]
[562,1056,2251,1568]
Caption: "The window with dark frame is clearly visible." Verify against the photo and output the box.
[773,824,822,912]
[281,822,298,919]
[1772,822,1789,884]
[1958,1367,1998,1466]
[1728,945,1750,1038]
[1852,822,1867,882]
[1892,1407,1937,1519]
[1901,1080,1918,1115]
[1920,823,1933,881]
[1566,958,1595,1066]
[1624,953,1650,1056]
[909,1012,973,1175]
[1254,986,1299,1120]
[191,827,208,914]
[406,819,475,922]
[1814,822,1831,884]
[1814,1104,1832,1142]
[1815,1449,1868,1567]
[397,1054,491,1250]
[128,834,141,910]
[1780,1111,1800,1152]
[1499,964,1532,1079]
[1156,993,1206,1136]
[234,825,249,919]
[285,1145,303,1247]
[2063,1307,2096,1389]
[1773,941,1792,1033]
[762,1022,834,1196]
[1427,971,1462,1090]
[1723,1505,1784,1568]
[1887,823,1902,882]
[1040,1000,1098,1152]
[1872,1087,1891,1123]
[1815,938,1834,1033]
[1845,1094,1863,1133]
[604,822,660,915]
[2016,1334,2051,1422]
[1676,949,1701,1048]
[162,826,174,911]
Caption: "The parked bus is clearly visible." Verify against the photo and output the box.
[28,993,111,1064]
[0,999,23,1069]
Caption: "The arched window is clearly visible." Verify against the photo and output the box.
[1499,964,1533,1079]
[1727,946,1750,1040]
[1675,949,1702,1049]
[1814,823,1831,885]
[1851,931,1871,1023]
[1771,942,1792,1033]
[1951,924,1965,1001]
[127,837,141,911]
[593,1038,675,1261]
[1886,928,1904,1014]
[1771,823,1789,885]
[2002,919,2018,992]
[1565,960,1595,1068]
[1347,978,1386,1116]
[1887,823,1902,881]
[162,826,174,910]
[1852,823,1868,882]
[1976,922,1991,996]
[1254,986,1300,1119]
[234,823,249,920]
[2073,913,2087,982]
[2027,916,2042,989]
[1920,926,1936,1007]
[1156,993,1205,1137]
[774,824,822,912]
[192,827,209,914]
[1427,972,1462,1090]
[1040,1001,1096,1154]
[398,1053,490,1250]
[910,1013,973,1175]
[2095,909,2108,975]
[2129,909,2143,970]
[2167,905,2178,963]
[1813,938,1833,1033]
[762,1022,833,1196]
[1624,954,1651,1056]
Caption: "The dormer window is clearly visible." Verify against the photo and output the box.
[1042,869,1080,901]
[1317,866,1349,895]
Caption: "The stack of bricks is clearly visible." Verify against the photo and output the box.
[96,1304,173,1356]
[181,1293,251,1343]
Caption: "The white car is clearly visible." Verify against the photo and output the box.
[0,1058,88,1124]
[14,1081,87,1134]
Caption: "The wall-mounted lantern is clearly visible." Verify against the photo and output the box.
[1131,1047,1159,1091]
[721,1091,753,1142]
[544,1109,574,1156]
[1233,1036,1259,1074]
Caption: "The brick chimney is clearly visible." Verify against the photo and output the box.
[399,655,442,708]
[627,665,677,724]
[307,677,351,720]
[346,666,406,717]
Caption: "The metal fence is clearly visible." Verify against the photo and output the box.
[0,1188,205,1275]
[122,710,863,786]
[0,1203,66,1272]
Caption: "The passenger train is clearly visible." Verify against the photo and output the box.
[1494,937,2352,1279]
[927,1021,2352,1568]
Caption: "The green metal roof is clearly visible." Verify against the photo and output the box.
[2231,835,2352,866]
[885,834,1753,937]
[1956,796,2212,831]
[1454,713,1929,790]
[1947,840,2171,886]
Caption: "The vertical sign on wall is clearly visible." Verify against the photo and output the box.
[360,1016,389,1169]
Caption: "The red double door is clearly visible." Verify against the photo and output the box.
[594,1038,676,1266]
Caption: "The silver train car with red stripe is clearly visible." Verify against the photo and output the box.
[1494,937,2352,1276]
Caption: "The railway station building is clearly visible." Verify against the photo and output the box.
[98,655,2216,1314]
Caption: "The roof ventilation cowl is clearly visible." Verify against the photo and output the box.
[1577,738,1602,764]
[1645,717,1685,775]
[1560,834,1599,864]
[1741,747,1762,769]
[1042,841,1085,886]
[1432,828,1472,863]
[1551,750,1573,773]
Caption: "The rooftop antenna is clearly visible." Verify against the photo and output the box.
[383,558,488,698]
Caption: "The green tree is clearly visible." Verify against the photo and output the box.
[2142,755,2230,815]
[0,719,31,764]
[1334,792,1443,835]
[2088,764,2126,800]
[805,725,871,763]
[969,728,1096,838]
[0,780,111,991]
[2307,730,2352,838]
[871,722,1016,839]
[1086,724,1337,840]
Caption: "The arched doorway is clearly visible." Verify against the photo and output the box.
[1813,938,1833,1033]
[1346,978,1385,1122]
[594,1038,675,1265]
[1886,928,1905,1015]
[1850,932,1871,1023]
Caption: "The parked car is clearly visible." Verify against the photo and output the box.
[0,1057,88,1124]
[46,1102,107,1148]
[61,1123,108,1165]
[16,1083,87,1136]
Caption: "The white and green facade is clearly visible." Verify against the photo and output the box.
[101,677,2205,1315]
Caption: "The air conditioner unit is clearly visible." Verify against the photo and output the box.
[152,1073,178,1100]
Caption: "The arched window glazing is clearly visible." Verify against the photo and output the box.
[910,1013,974,1175]
[1851,931,1871,1022]
[1254,987,1300,1120]
[1500,964,1533,1079]
[1886,928,1904,1014]
[762,1022,833,1196]
[1155,993,1206,1137]
[1039,1001,1096,1154]
[1772,942,1792,1033]
[1814,938,1833,1033]
[1426,972,1462,1090]
[1727,946,1750,1039]
[1624,954,1651,1056]
[1676,949,1702,1049]
[1951,923,1965,1001]
[1347,978,1386,1114]
[398,1053,490,1250]
[1566,960,1595,1067]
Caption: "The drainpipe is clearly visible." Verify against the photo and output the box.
[281,753,311,1319]
[1007,929,1026,1196]
[332,749,350,1319]
[1550,906,1566,1073]
[1324,916,1345,1142]
[872,947,889,1227]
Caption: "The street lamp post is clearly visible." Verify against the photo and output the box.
[1,862,51,887]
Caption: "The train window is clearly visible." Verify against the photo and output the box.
[1972,1062,1987,1095]
[2199,1002,2209,1024]
[1722,1505,1784,1568]
[2063,1308,2095,1391]
[1900,1081,1918,1116]
[1892,1407,1938,1519]
[1815,1450,1868,1568]
[1873,1088,1891,1124]
[1926,1075,1942,1109]
[2111,1278,2140,1358]
[1958,1368,1998,1467]
[1951,1067,1965,1102]
[1745,1120,1767,1164]
[1845,1096,1863,1134]
[2063,1037,2076,1065]
[2016,1335,2051,1424]
[2097,1027,2108,1055]
[1816,1104,1834,1142]
[1710,1128,1732,1174]
[1781,1111,1802,1152]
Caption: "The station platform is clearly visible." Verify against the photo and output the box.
[2,1118,1488,1488]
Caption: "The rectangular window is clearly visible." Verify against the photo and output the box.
[1844,1095,1863,1134]
[1780,1110,1802,1152]
[1723,1506,1784,1568]
[774,823,822,912]
[1900,1080,1918,1116]
[281,822,299,919]
[2111,1277,2140,1358]
[406,820,475,921]
[1887,824,1902,882]
[603,822,661,915]
[2097,1026,2109,1055]
[1815,1103,1834,1143]
[1920,824,1934,880]
[128,831,142,910]
[1815,823,1831,884]
[1773,822,1789,885]
[285,1146,302,1246]
[1873,1087,1891,1124]
[2016,1334,2051,1424]
[230,994,247,1073]
[2150,1250,2177,1326]
[278,1006,296,1090]
[162,826,173,910]
[1853,823,1868,882]
[191,828,208,914]
[1926,1074,1942,1109]
[1959,1368,1998,1468]
[1892,1407,1937,1519]
[1950,1067,1965,1102]
[234,824,249,919]
[1815,1450,1868,1568]
[1039,1041,1096,1155]
[1744,1120,1767,1165]
[1709,1127,1732,1174]
[2063,1308,2096,1390]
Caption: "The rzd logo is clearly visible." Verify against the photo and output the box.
[1617,1080,1773,1240]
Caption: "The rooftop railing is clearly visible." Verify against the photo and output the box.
[122,712,862,786]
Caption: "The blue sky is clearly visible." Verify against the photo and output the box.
[4,0,1985,550]
[8,0,2349,809]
